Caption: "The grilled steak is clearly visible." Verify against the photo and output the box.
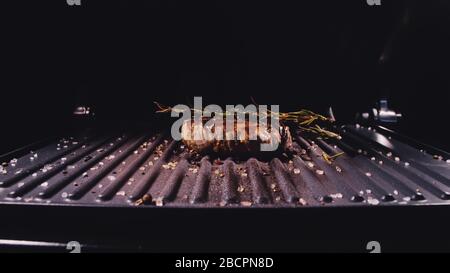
[181,119,293,156]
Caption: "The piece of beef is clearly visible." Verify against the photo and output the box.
[180,119,292,156]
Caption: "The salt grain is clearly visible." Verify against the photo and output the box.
[394,157,400,162]
[365,172,372,177]
[41,182,48,187]
[116,191,126,196]
[61,192,68,198]
[237,185,244,193]
[404,162,410,167]
[107,175,116,181]
[189,167,198,174]
[307,162,314,168]
[386,152,392,157]
[315,170,324,175]
[156,197,164,207]
[330,193,343,199]
[240,201,252,207]
[293,168,301,174]
[10,159,17,167]
[367,197,380,205]
[42,164,54,173]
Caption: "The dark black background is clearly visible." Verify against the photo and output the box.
[0,0,449,153]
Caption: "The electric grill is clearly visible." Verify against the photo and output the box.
[1,121,449,208]
[1,115,449,252]
[1,0,450,252]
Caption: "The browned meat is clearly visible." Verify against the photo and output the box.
[181,119,292,156]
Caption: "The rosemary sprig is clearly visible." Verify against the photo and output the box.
[153,101,340,140]
[322,152,345,164]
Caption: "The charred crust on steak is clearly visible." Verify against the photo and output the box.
[180,119,293,158]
